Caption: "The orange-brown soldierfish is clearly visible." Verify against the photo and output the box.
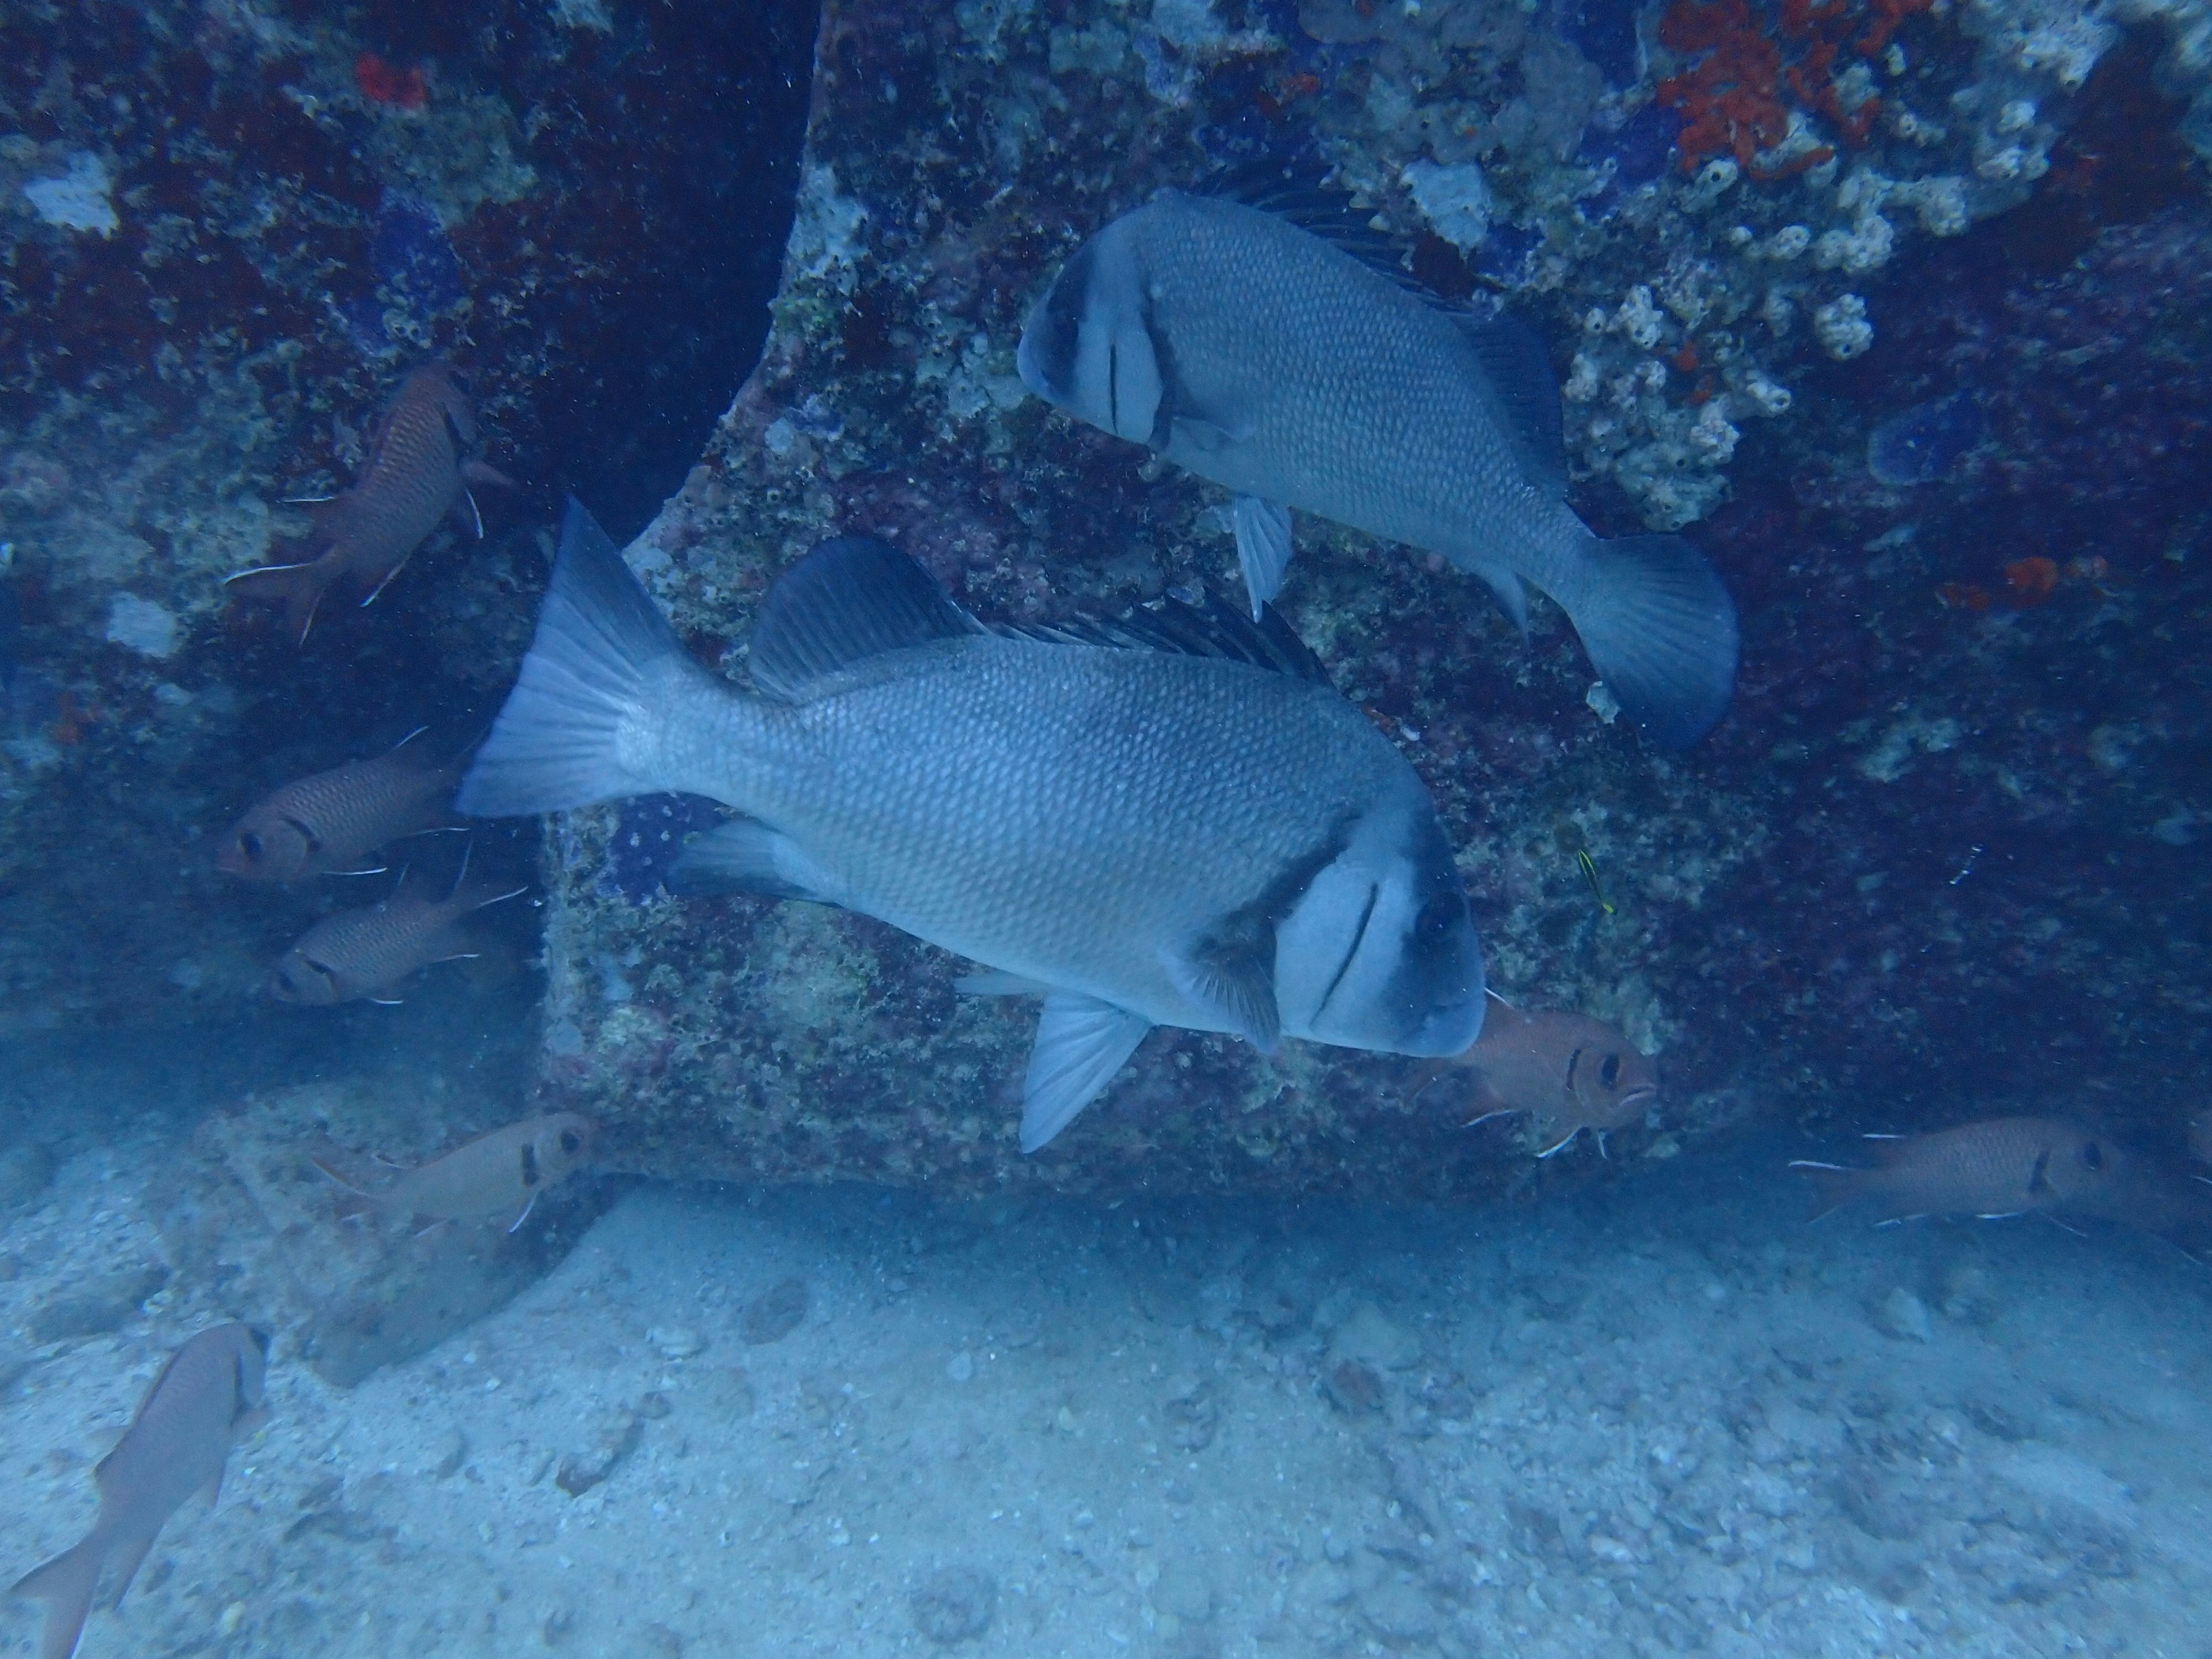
[224,362,513,642]
[315,1112,597,1231]
[219,727,465,882]
[268,855,524,1006]
[10,1323,270,1659]
[1411,990,1658,1157]
[1791,1116,2127,1224]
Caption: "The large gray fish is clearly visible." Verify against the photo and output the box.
[459,502,1485,1150]
[1016,188,1740,747]
[224,362,513,643]
[10,1324,270,1659]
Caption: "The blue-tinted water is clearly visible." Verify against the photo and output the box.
[5,0,2211,1655]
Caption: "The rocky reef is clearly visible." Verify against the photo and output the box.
[520,0,2210,1195]
[2,0,2207,1206]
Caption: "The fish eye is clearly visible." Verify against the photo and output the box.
[1600,1053,1622,1090]
[560,1130,581,1154]
[240,832,263,861]
[2080,1140,2104,1171]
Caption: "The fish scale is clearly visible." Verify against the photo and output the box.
[1141,201,1570,586]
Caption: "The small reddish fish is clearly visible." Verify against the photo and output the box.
[219,727,465,882]
[1792,1116,2124,1224]
[10,1324,270,1659]
[224,363,512,643]
[315,1113,597,1231]
[268,857,524,1006]
[1411,991,1658,1157]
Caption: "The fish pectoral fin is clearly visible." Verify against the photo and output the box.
[1231,497,1294,619]
[368,995,406,1007]
[463,459,518,491]
[955,969,1054,997]
[1168,930,1282,1054]
[666,818,842,905]
[1020,993,1152,1154]
[1465,557,1531,638]
[1464,1107,1518,1130]
[453,487,486,539]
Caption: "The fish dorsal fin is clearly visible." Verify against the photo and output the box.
[995,589,1334,685]
[1453,313,1567,494]
[1202,161,1429,298]
[747,535,982,702]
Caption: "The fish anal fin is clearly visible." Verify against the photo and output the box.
[222,559,332,646]
[1564,531,1739,749]
[453,488,485,539]
[1231,496,1294,619]
[1787,1159,1866,1224]
[1465,556,1530,637]
[667,818,841,904]
[1020,993,1152,1153]
[745,535,981,702]
[1452,313,1567,495]
[506,1190,539,1233]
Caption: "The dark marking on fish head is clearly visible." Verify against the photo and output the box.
[1277,798,1484,1058]
[1562,1022,1661,1128]
[1016,215,1163,445]
[520,1139,541,1188]
[221,808,316,881]
[270,950,346,1006]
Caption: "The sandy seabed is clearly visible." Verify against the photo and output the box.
[5,1112,2210,1659]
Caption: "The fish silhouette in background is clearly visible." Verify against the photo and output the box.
[1412,990,1657,1156]
[218,727,468,882]
[1016,181,1739,747]
[458,501,1484,1152]
[10,1323,270,1659]
[1792,1117,2128,1224]
[313,1112,597,1232]
[267,851,525,1006]
[224,362,513,643]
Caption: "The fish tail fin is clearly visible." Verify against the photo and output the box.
[456,498,705,817]
[221,559,331,645]
[1562,532,1739,748]
[12,1532,107,1659]
[1788,1160,1865,1223]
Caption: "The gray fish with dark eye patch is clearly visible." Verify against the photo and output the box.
[1791,1116,2126,1224]
[223,362,514,643]
[219,727,466,882]
[10,1323,270,1659]
[313,1112,596,1231]
[1016,187,1740,747]
[268,855,524,1006]
[1411,990,1657,1156]
[457,501,1485,1152]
